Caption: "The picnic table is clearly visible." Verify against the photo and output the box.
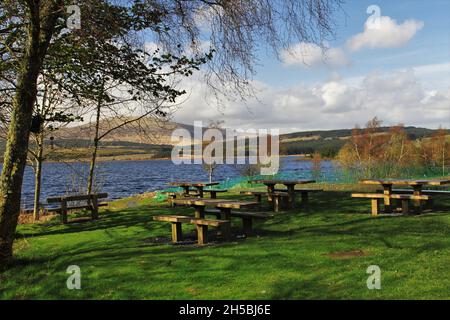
[172,198,259,218]
[169,181,220,198]
[169,197,269,240]
[360,179,450,213]
[248,179,316,209]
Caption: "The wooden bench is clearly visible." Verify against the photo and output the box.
[192,218,230,245]
[47,193,108,224]
[203,189,228,199]
[378,189,450,196]
[153,215,230,245]
[205,209,274,236]
[351,193,430,216]
[153,215,191,242]
[376,189,449,209]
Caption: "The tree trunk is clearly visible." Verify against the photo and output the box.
[87,101,102,195]
[33,131,44,220]
[0,1,62,267]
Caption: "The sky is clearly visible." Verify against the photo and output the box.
[170,0,450,133]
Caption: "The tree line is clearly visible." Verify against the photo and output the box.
[337,117,449,179]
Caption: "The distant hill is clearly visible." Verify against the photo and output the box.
[0,122,442,162]
[52,117,201,146]
[280,126,438,157]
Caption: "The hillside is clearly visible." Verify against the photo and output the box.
[0,123,442,162]
[52,118,200,146]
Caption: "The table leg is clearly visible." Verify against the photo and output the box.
[219,207,231,220]
[218,207,231,238]
[182,186,190,197]
[286,184,296,209]
[194,205,205,219]
[413,185,423,214]
[383,184,392,213]
[266,184,275,202]
[301,191,309,211]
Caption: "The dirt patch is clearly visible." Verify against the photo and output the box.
[327,249,367,259]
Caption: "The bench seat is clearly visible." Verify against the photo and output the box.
[204,209,273,235]
[153,215,230,245]
[352,193,430,216]
[273,188,323,193]
[54,203,108,212]
[352,193,429,200]
[378,189,450,196]
[47,193,108,224]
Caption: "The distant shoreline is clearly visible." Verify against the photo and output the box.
[16,154,319,166]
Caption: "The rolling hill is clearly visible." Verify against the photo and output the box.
[0,121,442,162]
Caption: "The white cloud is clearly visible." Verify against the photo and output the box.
[172,66,449,131]
[280,42,350,68]
[347,16,424,51]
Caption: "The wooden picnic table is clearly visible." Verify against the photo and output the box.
[248,179,316,208]
[169,181,220,198]
[172,198,259,219]
[360,179,450,213]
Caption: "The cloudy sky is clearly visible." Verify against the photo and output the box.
[171,0,450,132]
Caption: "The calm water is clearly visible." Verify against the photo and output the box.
[15,156,341,209]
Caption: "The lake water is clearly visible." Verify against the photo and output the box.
[16,156,342,209]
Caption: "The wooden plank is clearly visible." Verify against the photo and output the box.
[190,218,230,227]
[47,193,108,203]
[153,215,192,223]
[274,188,323,193]
[172,198,225,206]
[240,191,268,195]
[387,189,450,196]
[249,179,316,185]
[352,193,429,200]
[169,181,220,187]
[216,201,260,209]
[361,179,450,186]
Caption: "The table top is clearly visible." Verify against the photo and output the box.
[215,201,260,209]
[169,181,220,187]
[249,179,316,185]
[173,198,259,209]
[360,179,450,186]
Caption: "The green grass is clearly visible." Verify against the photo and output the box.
[1,187,450,299]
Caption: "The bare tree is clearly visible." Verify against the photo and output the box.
[0,0,342,266]
[28,76,83,220]
[202,120,225,182]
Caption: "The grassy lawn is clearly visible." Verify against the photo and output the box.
[1,187,450,299]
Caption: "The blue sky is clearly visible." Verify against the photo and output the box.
[255,0,449,88]
[170,0,450,132]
